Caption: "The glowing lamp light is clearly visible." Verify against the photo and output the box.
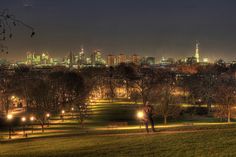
[11,95,15,100]
[46,113,50,118]
[30,116,35,121]
[137,111,144,119]
[21,117,26,122]
[61,110,65,114]
[71,107,74,111]
[7,114,13,120]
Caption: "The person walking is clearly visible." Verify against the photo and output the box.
[143,101,156,133]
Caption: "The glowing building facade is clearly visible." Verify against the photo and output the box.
[195,42,200,63]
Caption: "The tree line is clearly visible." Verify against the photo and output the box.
[0,61,236,127]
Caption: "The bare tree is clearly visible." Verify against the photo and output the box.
[154,71,181,124]
[130,90,141,105]
[74,101,89,128]
[115,63,139,98]
[29,79,54,132]
[66,71,91,128]
[107,67,116,102]
[0,67,16,114]
[14,66,36,112]
[0,9,35,53]
[214,76,236,123]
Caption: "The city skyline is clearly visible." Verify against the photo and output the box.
[1,41,233,64]
[1,1,236,156]
[1,0,236,61]
[16,42,211,68]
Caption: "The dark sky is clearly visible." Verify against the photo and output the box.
[1,0,236,62]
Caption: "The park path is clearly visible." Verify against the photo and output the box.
[3,100,236,141]
[2,123,236,142]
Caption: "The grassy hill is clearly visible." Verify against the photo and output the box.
[1,100,236,157]
[1,125,236,157]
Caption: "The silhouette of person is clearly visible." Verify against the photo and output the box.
[143,101,155,133]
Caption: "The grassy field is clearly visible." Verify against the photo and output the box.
[1,100,236,157]
[1,125,236,157]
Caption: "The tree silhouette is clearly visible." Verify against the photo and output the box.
[0,9,35,53]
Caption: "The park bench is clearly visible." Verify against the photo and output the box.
[107,122,128,128]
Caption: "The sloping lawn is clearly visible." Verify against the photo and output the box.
[1,126,236,157]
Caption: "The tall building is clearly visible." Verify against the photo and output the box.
[77,46,86,65]
[185,57,197,65]
[86,57,91,65]
[68,51,75,67]
[91,50,105,65]
[145,57,156,65]
[203,58,209,63]
[160,57,175,66]
[41,52,50,64]
[131,54,141,64]
[117,54,126,64]
[107,54,116,66]
[195,42,200,63]
[26,52,50,65]
[26,51,34,64]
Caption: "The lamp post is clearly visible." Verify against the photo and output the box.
[7,114,13,139]
[46,113,50,127]
[137,111,144,129]
[61,110,65,122]
[11,95,15,100]
[71,107,74,119]
[30,116,35,134]
[21,117,26,137]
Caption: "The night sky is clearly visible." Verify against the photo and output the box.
[1,0,236,62]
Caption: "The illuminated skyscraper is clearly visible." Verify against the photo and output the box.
[77,46,86,65]
[68,51,75,67]
[107,54,116,66]
[145,57,156,65]
[26,52,51,65]
[195,42,200,63]
[160,57,175,66]
[131,54,141,64]
[117,54,126,64]
[91,50,105,65]
[26,51,34,64]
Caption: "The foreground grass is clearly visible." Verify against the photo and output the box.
[1,125,236,157]
[2,100,236,156]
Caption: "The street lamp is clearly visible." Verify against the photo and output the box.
[21,117,27,137]
[30,116,35,121]
[7,114,13,139]
[61,110,65,122]
[21,117,26,122]
[11,95,15,100]
[46,113,50,118]
[71,107,74,118]
[7,114,13,120]
[30,116,35,133]
[137,111,144,119]
[46,113,50,127]
[137,111,144,129]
